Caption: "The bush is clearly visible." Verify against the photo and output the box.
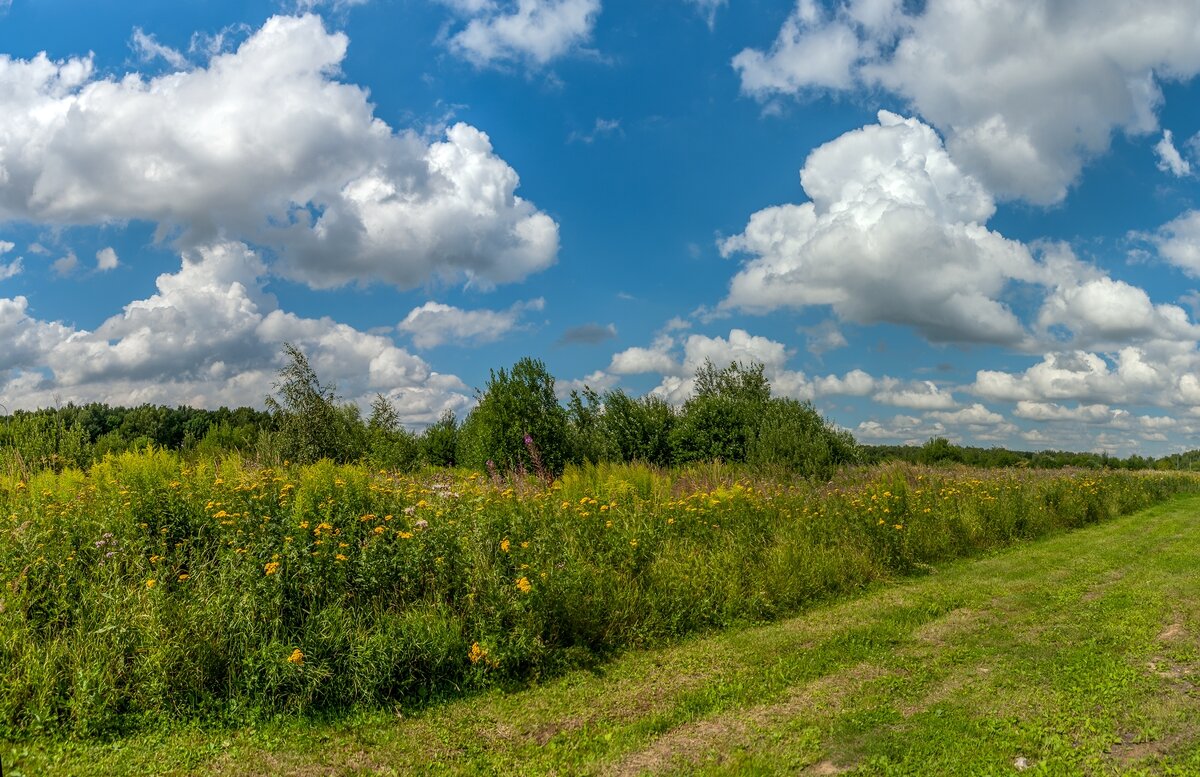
[602,390,675,468]
[747,398,860,479]
[265,343,365,464]
[456,358,568,476]
[421,410,459,469]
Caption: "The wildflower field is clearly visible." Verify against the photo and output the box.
[1,451,1196,739]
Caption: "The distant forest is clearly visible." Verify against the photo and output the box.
[1,346,1195,475]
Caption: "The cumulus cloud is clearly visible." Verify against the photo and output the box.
[1014,400,1127,425]
[555,368,618,399]
[443,0,601,68]
[855,414,947,444]
[52,252,78,277]
[96,247,119,271]
[1037,275,1200,346]
[872,381,957,410]
[1155,129,1193,177]
[1154,210,1200,276]
[0,241,469,426]
[972,348,1181,407]
[928,403,1005,428]
[608,335,680,376]
[397,298,543,349]
[735,0,1200,203]
[812,369,876,397]
[607,328,812,405]
[721,111,1040,345]
[0,14,558,290]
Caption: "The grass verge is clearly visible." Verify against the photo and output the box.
[7,493,1200,775]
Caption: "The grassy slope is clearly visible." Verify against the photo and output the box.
[7,494,1200,776]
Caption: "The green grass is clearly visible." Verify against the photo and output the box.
[7,492,1200,775]
[5,453,1190,738]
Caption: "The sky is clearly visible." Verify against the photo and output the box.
[1,0,1200,455]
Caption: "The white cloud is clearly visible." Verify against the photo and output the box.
[96,247,119,271]
[0,241,469,426]
[130,28,189,69]
[684,0,727,29]
[1155,129,1192,176]
[928,403,1005,427]
[721,111,1040,345]
[855,414,946,444]
[736,0,1200,203]
[397,298,543,348]
[0,257,20,281]
[972,348,1183,407]
[813,368,877,397]
[0,14,558,290]
[1014,400,1127,425]
[732,0,899,95]
[1037,275,1199,346]
[608,335,681,376]
[556,368,618,399]
[0,241,16,281]
[445,0,601,68]
[52,252,78,277]
[1154,210,1200,276]
[609,328,813,405]
[872,380,956,410]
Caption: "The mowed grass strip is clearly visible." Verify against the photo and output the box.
[8,494,1200,776]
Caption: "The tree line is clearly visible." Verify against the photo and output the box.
[1,343,1194,476]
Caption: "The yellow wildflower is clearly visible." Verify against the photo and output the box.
[515,576,532,594]
[468,642,487,664]
[178,573,190,581]
[336,553,348,562]
[145,579,156,589]
[500,537,511,553]
[287,648,304,666]
[264,562,281,576]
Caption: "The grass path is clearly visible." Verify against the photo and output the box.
[8,494,1200,776]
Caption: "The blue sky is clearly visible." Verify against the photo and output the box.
[2,0,1200,455]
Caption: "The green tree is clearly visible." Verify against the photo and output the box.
[670,360,770,464]
[747,398,859,478]
[457,358,568,475]
[265,343,363,464]
[602,389,675,467]
[566,386,613,464]
[366,394,420,470]
[422,410,460,468]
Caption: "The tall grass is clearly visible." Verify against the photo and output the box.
[1,451,1195,737]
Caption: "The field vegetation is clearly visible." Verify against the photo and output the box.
[2,345,1199,764]
[2,451,1195,739]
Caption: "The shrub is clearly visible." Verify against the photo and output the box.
[265,343,365,464]
[456,358,568,476]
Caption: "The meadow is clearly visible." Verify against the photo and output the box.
[2,449,1195,742]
